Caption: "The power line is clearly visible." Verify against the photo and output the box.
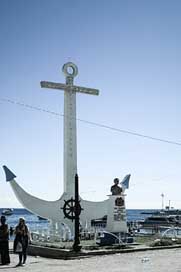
[1,97,181,147]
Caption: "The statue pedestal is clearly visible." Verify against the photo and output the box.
[106,195,127,233]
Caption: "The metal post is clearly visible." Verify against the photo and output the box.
[73,174,81,252]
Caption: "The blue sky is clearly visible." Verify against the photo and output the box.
[0,0,181,209]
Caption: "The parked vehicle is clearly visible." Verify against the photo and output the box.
[1,208,13,216]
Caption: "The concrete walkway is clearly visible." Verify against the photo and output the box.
[1,248,181,271]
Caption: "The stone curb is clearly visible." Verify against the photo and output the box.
[27,244,181,260]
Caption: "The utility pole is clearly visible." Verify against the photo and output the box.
[161,193,164,210]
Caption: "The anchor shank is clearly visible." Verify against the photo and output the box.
[40,62,99,196]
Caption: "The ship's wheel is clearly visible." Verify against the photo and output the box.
[62,198,82,221]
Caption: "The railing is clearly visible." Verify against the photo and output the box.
[161,227,181,238]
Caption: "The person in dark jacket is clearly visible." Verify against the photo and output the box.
[14,217,30,266]
[0,215,10,265]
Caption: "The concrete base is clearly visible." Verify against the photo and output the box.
[27,242,181,260]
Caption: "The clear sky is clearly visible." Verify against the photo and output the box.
[0,0,181,209]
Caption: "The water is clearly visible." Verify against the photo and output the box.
[0,208,50,236]
[127,209,158,222]
[0,208,158,233]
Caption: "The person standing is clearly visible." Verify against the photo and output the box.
[110,178,123,195]
[0,215,10,265]
[14,217,30,266]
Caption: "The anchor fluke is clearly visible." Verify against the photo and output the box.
[3,166,16,182]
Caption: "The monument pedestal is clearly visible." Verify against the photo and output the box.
[106,194,127,233]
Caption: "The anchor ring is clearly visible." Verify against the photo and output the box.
[62,62,78,78]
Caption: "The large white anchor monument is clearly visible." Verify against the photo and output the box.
[3,62,130,235]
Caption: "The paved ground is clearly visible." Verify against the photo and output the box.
[1,248,181,272]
